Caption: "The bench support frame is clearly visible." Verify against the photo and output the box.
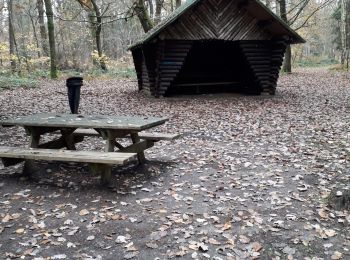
[1,126,178,186]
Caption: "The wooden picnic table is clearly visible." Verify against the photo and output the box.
[0,113,171,185]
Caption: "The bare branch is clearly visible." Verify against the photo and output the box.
[288,0,310,26]
[294,0,335,31]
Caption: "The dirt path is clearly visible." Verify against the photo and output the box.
[0,68,349,259]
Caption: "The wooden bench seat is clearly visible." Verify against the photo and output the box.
[138,132,180,141]
[72,129,181,141]
[0,146,136,185]
[0,146,136,165]
[174,81,239,87]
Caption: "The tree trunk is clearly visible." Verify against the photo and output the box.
[340,0,347,67]
[284,45,292,73]
[37,0,49,56]
[265,0,271,9]
[275,0,280,16]
[175,0,181,8]
[154,0,163,25]
[7,0,16,73]
[134,0,154,31]
[28,14,41,58]
[88,11,98,67]
[44,0,58,78]
[91,0,107,71]
[18,15,31,73]
[147,0,154,19]
[279,0,287,25]
[280,0,291,73]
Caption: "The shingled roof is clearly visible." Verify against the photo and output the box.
[129,0,305,50]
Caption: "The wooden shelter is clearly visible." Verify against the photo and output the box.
[129,0,305,97]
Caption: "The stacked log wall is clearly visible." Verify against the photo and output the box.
[157,40,193,96]
[131,49,143,91]
[132,39,287,96]
[143,45,158,96]
[239,40,287,95]
[140,58,151,95]
[270,40,287,91]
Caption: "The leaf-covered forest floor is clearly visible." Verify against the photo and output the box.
[0,68,349,259]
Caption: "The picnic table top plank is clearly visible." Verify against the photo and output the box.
[0,113,168,131]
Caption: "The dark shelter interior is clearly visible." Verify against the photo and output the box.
[168,40,248,96]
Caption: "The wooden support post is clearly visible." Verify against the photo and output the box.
[100,131,115,186]
[114,141,125,150]
[23,127,41,176]
[130,133,146,164]
[119,140,153,153]
[61,128,77,150]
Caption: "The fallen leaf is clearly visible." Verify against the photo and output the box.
[86,235,95,241]
[208,238,221,245]
[199,243,208,252]
[2,214,11,223]
[79,209,89,216]
[252,242,263,252]
[116,236,128,244]
[222,222,231,231]
[331,251,342,259]
[15,228,25,234]
[51,254,67,259]
[325,229,337,238]
[318,209,329,219]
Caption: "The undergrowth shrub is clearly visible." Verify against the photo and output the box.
[295,56,338,67]
[0,75,38,90]
[83,67,136,79]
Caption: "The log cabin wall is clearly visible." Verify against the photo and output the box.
[163,39,287,96]
[130,0,304,97]
[132,41,193,97]
[239,39,287,95]
[134,39,286,96]
[131,49,143,91]
[143,44,159,96]
[157,41,193,96]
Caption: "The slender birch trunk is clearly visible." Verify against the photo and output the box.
[7,0,16,73]
[340,0,348,67]
[44,0,58,78]
[280,0,292,73]
[37,0,49,56]
[135,0,154,32]
[91,0,107,70]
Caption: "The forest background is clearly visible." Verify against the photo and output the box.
[0,0,349,89]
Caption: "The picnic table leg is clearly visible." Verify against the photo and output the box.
[100,138,114,186]
[61,129,77,150]
[23,128,41,176]
[130,133,146,164]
